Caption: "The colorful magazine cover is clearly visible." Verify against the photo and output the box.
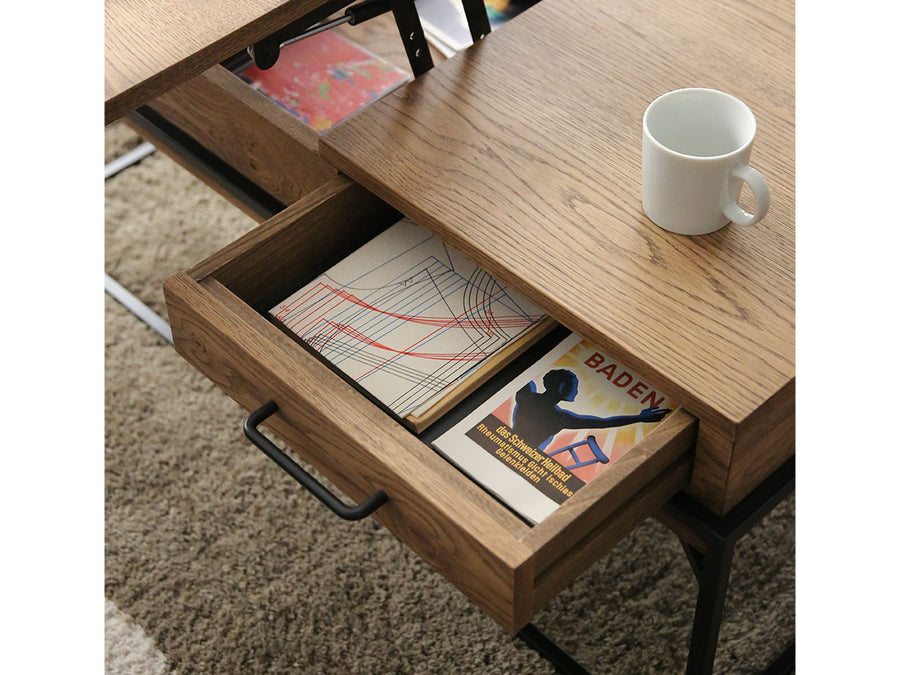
[236,31,410,133]
[433,333,674,523]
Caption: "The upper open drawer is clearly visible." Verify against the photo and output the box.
[163,176,697,633]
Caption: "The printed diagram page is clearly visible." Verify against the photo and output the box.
[271,218,547,421]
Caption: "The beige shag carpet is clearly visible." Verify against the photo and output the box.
[104,121,794,674]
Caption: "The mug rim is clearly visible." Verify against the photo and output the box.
[643,88,757,161]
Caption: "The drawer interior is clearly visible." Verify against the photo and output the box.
[165,177,698,632]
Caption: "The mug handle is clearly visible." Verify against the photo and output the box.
[723,164,770,226]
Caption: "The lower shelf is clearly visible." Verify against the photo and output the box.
[124,107,285,222]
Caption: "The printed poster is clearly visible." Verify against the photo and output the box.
[433,333,674,523]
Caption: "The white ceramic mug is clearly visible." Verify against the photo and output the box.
[641,88,770,235]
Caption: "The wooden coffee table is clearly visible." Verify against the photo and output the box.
[106,0,794,671]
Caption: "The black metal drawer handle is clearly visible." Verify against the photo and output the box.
[243,400,388,521]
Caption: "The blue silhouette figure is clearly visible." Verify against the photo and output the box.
[511,369,670,467]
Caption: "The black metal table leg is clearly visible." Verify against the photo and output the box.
[762,641,795,675]
[684,538,736,675]
[389,0,434,77]
[459,0,492,42]
[517,623,592,675]
[517,457,794,675]
[659,457,795,675]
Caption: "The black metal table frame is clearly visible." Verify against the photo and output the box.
[517,456,796,675]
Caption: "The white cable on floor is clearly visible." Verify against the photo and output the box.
[105,142,156,180]
[104,274,173,344]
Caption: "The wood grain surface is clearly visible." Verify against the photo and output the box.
[121,113,277,222]
[148,66,337,205]
[106,0,334,122]
[531,452,692,609]
[321,0,795,512]
[165,177,703,630]
[523,408,696,575]
[187,176,398,309]
[164,270,539,631]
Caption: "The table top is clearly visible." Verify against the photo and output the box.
[320,0,795,432]
[105,0,335,122]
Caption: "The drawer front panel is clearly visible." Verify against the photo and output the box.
[532,452,692,608]
[164,271,535,632]
[524,409,696,608]
[149,66,337,206]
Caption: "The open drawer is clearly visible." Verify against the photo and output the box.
[163,177,698,633]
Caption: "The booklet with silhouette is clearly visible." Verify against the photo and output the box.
[432,333,674,523]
